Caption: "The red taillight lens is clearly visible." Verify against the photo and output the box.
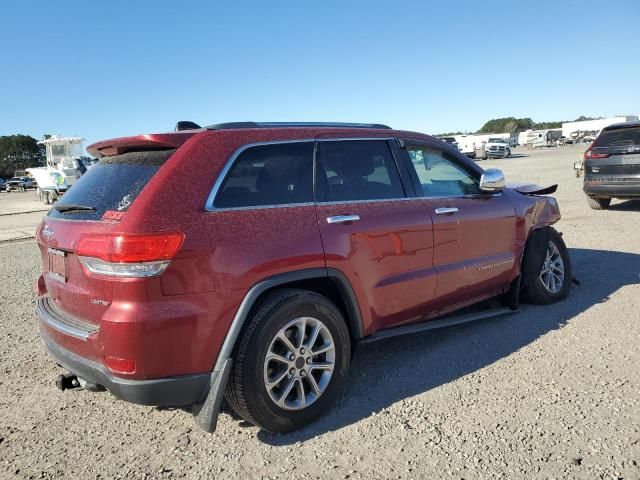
[103,356,136,374]
[75,233,184,263]
[584,142,609,160]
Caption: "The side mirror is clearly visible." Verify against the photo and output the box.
[479,168,505,192]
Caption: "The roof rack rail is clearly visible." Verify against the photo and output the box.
[205,122,392,130]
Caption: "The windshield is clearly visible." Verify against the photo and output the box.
[49,143,83,162]
[489,138,507,143]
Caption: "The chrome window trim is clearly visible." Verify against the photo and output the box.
[204,137,398,212]
[318,197,419,206]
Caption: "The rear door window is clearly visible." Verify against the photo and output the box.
[213,142,314,208]
[47,149,175,221]
[594,126,640,154]
[316,140,405,202]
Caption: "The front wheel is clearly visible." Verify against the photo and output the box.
[522,228,572,305]
[586,196,610,210]
[225,289,351,433]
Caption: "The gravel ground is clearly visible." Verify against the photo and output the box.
[1,146,639,479]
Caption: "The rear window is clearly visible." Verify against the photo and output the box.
[594,126,640,150]
[213,142,314,208]
[47,149,175,221]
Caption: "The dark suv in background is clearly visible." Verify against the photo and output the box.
[582,120,640,209]
[35,122,571,434]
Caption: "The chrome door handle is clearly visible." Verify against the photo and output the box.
[435,207,459,215]
[326,215,360,224]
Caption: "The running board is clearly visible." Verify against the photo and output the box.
[360,307,517,344]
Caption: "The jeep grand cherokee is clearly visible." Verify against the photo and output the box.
[35,121,571,433]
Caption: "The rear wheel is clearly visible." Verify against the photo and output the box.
[225,289,351,433]
[522,228,572,305]
[586,196,611,210]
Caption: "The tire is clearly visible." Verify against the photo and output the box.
[521,228,572,305]
[225,288,351,433]
[586,196,610,210]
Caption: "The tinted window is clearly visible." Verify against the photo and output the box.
[316,140,404,202]
[47,149,174,221]
[214,142,314,208]
[406,146,479,197]
[595,126,640,148]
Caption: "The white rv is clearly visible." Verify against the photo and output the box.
[518,129,562,148]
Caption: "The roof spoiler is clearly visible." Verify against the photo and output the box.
[87,132,196,158]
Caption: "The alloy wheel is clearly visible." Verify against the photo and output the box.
[539,240,565,294]
[263,316,335,411]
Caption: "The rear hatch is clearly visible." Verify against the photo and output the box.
[38,149,176,325]
[587,125,640,180]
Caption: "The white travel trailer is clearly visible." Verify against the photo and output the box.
[562,116,638,140]
[27,135,85,204]
[518,129,562,148]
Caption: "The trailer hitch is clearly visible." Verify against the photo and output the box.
[56,373,79,391]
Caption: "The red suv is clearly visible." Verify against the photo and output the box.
[35,122,571,433]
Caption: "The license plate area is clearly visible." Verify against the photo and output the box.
[48,248,66,282]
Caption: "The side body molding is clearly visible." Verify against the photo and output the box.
[193,267,364,432]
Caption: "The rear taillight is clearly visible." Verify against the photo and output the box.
[583,141,609,160]
[75,232,184,278]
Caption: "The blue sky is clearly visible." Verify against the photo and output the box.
[1,0,639,151]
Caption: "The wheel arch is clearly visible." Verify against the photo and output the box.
[215,267,364,373]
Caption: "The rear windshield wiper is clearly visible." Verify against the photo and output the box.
[54,204,96,214]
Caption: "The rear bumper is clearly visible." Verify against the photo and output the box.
[37,292,213,407]
[583,181,640,198]
[40,331,212,406]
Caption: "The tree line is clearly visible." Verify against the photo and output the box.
[440,116,602,136]
[0,134,47,179]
